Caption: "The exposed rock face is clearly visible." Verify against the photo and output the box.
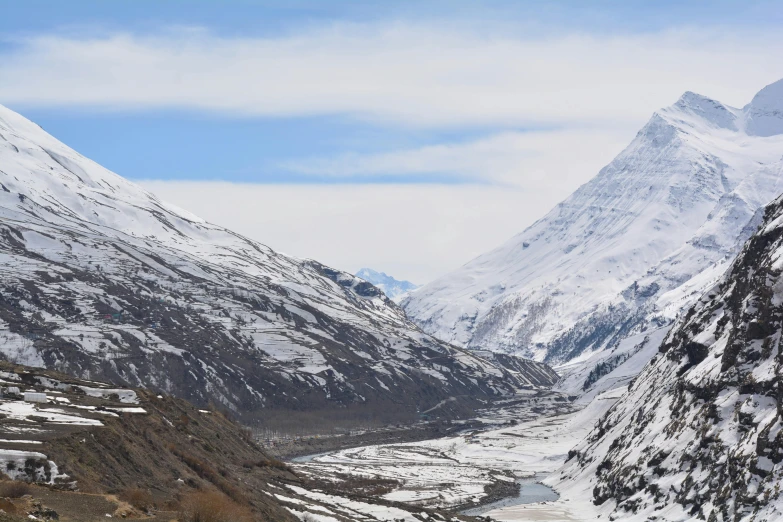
[403,79,783,374]
[0,104,557,425]
[557,193,783,521]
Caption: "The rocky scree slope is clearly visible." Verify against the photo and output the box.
[403,79,783,376]
[0,104,557,426]
[554,192,783,521]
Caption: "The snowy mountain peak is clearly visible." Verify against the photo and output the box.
[0,103,206,240]
[744,77,783,137]
[403,78,783,380]
[668,90,739,131]
[355,268,419,301]
[656,78,783,138]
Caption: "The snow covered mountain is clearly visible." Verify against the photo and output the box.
[403,79,783,377]
[553,190,783,521]
[0,104,558,425]
[355,268,419,301]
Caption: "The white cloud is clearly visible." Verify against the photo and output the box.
[8,22,783,283]
[1,25,781,128]
[281,128,631,186]
[137,181,566,283]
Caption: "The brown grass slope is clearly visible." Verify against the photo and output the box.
[0,361,297,520]
[0,362,478,522]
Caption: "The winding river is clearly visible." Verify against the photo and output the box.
[460,477,560,516]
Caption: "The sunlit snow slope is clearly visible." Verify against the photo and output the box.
[0,105,557,424]
[404,79,783,376]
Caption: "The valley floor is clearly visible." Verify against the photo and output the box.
[292,387,625,521]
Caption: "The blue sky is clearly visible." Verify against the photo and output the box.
[1,1,782,282]
[3,1,782,36]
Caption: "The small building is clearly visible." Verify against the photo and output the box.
[6,386,21,396]
[23,392,48,404]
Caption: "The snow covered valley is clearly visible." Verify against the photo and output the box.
[291,387,625,520]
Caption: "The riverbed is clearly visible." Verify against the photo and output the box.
[289,387,625,520]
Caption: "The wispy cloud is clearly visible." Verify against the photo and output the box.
[1,24,781,128]
[137,181,557,283]
[281,129,630,187]
[6,17,783,281]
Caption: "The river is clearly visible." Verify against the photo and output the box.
[461,476,560,516]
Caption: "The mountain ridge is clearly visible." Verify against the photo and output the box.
[0,103,557,427]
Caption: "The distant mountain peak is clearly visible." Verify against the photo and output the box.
[356,268,389,279]
[355,268,419,300]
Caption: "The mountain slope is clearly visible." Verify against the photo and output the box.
[552,190,783,521]
[0,104,557,426]
[0,361,479,522]
[355,268,419,301]
[403,79,783,372]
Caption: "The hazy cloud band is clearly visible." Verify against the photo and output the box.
[1,25,781,128]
